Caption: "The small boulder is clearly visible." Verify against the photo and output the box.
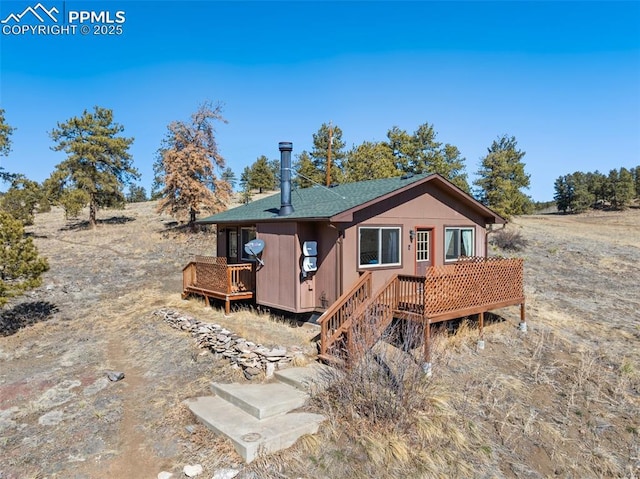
[183,464,203,477]
[106,371,125,382]
[211,468,240,479]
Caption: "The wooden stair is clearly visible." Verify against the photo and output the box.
[319,273,425,365]
[318,257,526,366]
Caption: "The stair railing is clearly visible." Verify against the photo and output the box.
[318,271,372,358]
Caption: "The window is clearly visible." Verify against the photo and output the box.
[359,227,401,268]
[416,230,430,262]
[240,227,257,261]
[227,229,238,261]
[445,227,474,261]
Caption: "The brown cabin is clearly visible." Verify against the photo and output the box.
[188,142,525,365]
[194,142,507,315]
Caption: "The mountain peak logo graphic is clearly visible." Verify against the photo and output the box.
[1,3,59,24]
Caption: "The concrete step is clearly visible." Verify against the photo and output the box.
[274,363,335,393]
[186,396,325,463]
[211,381,309,420]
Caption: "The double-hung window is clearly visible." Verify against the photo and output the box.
[444,227,474,261]
[359,227,401,268]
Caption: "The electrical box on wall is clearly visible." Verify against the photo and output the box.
[302,241,317,257]
[301,240,318,278]
[302,256,317,272]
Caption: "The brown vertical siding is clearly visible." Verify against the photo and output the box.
[341,182,489,291]
[297,222,340,311]
[255,222,299,312]
[217,181,492,313]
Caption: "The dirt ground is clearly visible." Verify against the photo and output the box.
[0,202,638,478]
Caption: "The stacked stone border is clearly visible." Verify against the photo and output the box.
[154,308,306,380]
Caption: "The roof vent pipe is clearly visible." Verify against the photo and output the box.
[278,141,294,216]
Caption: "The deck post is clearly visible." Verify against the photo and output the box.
[477,311,485,350]
[519,302,527,332]
[423,318,432,376]
[225,297,231,316]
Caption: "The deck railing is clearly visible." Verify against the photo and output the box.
[185,256,254,294]
[318,271,372,358]
[183,255,252,292]
[396,274,426,315]
[347,273,401,360]
[319,257,525,364]
[423,257,524,321]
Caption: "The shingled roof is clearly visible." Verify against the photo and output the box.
[198,173,506,225]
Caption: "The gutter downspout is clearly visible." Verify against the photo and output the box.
[328,223,343,300]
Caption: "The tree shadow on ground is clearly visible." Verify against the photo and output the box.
[0,301,59,337]
[437,312,506,333]
[386,312,508,350]
[25,232,49,239]
[60,215,136,231]
[160,222,214,241]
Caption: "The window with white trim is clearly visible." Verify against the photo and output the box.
[240,227,257,261]
[445,227,474,261]
[359,227,401,268]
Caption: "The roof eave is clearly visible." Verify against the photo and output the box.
[197,215,332,225]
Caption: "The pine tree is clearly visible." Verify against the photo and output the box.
[609,167,635,209]
[344,141,399,182]
[49,106,138,228]
[0,109,16,183]
[293,151,320,188]
[0,175,43,225]
[0,212,49,307]
[554,175,571,213]
[563,172,592,213]
[439,143,470,192]
[221,167,237,190]
[126,185,147,203]
[239,166,253,204]
[474,135,532,220]
[386,122,469,190]
[155,102,231,224]
[410,122,442,174]
[311,123,346,185]
[268,159,280,190]
[585,171,607,206]
[387,126,415,172]
[249,155,275,193]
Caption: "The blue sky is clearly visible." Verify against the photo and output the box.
[1,1,639,201]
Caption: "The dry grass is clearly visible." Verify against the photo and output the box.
[2,203,639,478]
[274,321,492,479]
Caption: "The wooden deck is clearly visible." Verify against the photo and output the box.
[319,257,525,365]
[182,256,254,314]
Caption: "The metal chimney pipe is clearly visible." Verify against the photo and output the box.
[278,141,294,216]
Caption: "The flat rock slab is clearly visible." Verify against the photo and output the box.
[211,382,308,419]
[185,396,325,463]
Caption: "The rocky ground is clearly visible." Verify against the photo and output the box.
[0,202,317,479]
[0,202,639,478]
